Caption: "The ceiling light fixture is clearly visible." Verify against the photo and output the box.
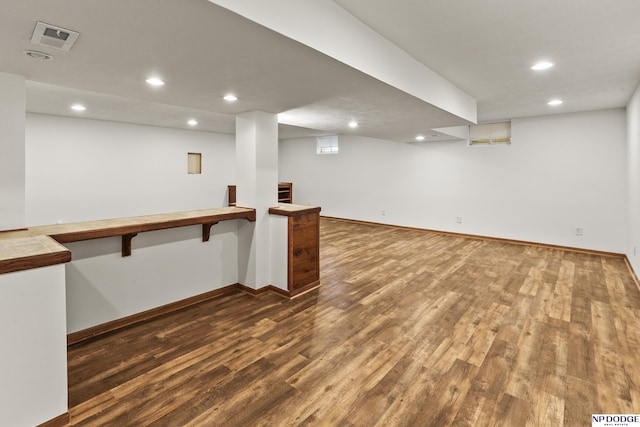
[547,99,563,106]
[187,119,198,126]
[223,94,238,102]
[415,135,425,141]
[70,104,86,111]
[348,120,358,128]
[145,77,165,86]
[23,50,53,60]
[531,61,554,71]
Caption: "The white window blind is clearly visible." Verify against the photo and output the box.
[317,135,339,154]
[469,122,511,145]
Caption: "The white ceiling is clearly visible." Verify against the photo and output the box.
[334,0,640,122]
[2,0,640,141]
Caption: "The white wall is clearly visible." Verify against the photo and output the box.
[24,114,242,332]
[628,85,640,274]
[280,109,627,253]
[0,72,26,230]
[0,265,67,427]
[26,113,236,225]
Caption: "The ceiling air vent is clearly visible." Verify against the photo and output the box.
[30,22,79,51]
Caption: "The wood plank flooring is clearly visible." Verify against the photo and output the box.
[66,218,640,426]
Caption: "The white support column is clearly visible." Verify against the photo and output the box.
[236,111,278,289]
[0,72,26,231]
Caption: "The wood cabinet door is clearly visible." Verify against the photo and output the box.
[289,212,319,292]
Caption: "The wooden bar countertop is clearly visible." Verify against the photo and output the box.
[0,230,71,275]
[0,207,256,275]
[269,203,321,217]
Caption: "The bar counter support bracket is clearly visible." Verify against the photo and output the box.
[122,233,138,257]
[202,222,220,242]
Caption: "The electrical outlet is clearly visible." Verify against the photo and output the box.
[575,227,583,236]
[634,246,637,256]
[381,210,386,216]
[456,216,462,224]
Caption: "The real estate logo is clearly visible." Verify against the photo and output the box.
[592,414,640,427]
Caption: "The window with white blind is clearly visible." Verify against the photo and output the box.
[469,122,511,146]
[317,135,339,154]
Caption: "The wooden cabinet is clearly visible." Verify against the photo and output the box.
[228,182,293,206]
[269,204,321,296]
[289,211,319,294]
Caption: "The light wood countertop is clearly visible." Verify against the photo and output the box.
[0,207,256,275]
[0,231,71,275]
[269,204,321,217]
[30,207,256,243]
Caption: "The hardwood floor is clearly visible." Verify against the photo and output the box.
[66,218,640,426]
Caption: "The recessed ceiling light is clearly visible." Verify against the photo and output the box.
[348,120,358,128]
[187,119,198,126]
[70,104,86,111]
[223,94,238,102]
[547,99,563,106]
[531,61,554,71]
[145,77,165,86]
[23,50,53,60]
[415,135,425,141]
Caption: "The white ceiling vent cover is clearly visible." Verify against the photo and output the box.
[30,22,79,51]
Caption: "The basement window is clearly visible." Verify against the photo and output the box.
[188,152,202,174]
[469,122,511,146]
[317,135,339,154]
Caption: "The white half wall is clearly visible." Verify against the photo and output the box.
[280,109,627,253]
[269,214,289,290]
[65,222,239,333]
[628,84,640,275]
[26,113,236,226]
[0,265,67,427]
